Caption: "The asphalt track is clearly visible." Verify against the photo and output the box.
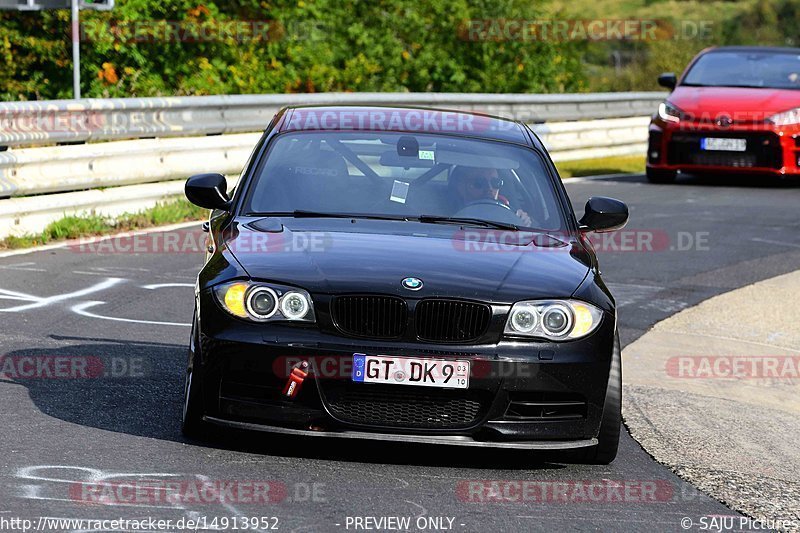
[1,173,799,532]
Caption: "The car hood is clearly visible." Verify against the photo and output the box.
[224,219,590,303]
[669,86,800,119]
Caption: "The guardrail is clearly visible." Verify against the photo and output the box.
[0,92,662,238]
[0,92,663,148]
[0,133,259,197]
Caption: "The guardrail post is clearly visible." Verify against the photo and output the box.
[71,0,81,99]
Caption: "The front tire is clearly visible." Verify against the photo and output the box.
[181,312,212,439]
[646,167,677,184]
[578,332,622,464]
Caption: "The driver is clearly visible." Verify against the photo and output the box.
[450,166,532,226]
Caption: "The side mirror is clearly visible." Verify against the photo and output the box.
[657,72,677,90]
[579,197,629,233]
[185,173,230,210]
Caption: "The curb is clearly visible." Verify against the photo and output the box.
[621,270,800,528]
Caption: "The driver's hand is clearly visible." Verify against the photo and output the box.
[515,209,532,226]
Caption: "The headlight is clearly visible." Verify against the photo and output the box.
[246,287,279,320]
[504,300,603,341]
[657,102,682,124]
[767,107,800,126]
[541,304,572,336]
[280,291,310,320]
[509,304,538,334]
[213,282,315,323]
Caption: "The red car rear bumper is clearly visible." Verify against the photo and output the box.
[647,119,800,177]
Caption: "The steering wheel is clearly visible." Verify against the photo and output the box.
[461,199,512,211]
[453,198,536,227]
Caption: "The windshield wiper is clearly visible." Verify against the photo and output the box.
[416,215,519,231]
[250,210,411,222]
[294,210,414,221]
[684,83,777,90]
[713,84,766,89]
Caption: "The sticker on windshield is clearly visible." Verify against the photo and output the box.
[390,180,410,204]
[419,150,435,161]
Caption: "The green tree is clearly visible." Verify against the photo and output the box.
[0,0,586,100]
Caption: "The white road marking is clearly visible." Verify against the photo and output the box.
[71,301,190,327]
[0,262,46,272]
[17,491,179,509]
[640,298,689,314]
[0,287,41,301]
[404,499,427,517]
[751,237,800,249]
[564,172,643,183]
[142,283,195,289]
[605,282,664,307]
[0,279,191,326]
[0,220,201,259]
[193,474,269,533]
[0,278,124,313]
[16,465,188,510]
[90,266,151,272]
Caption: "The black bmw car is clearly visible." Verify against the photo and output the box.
[182,105,628,464]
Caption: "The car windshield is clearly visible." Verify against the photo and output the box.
[243,131,567,232]
[682,50,800,90]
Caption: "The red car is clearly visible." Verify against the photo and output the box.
[647,46,800,183]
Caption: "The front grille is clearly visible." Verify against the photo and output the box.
[324,383,485,429]
[504,392,587,421]
[415,299,491,343]
[667,132,782,169]
[331,295,407,339]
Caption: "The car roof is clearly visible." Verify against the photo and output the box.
[703,45,800,55]
[276,105,531,145]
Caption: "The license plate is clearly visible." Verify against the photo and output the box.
[352,354,469,389]
[700,137,747,152]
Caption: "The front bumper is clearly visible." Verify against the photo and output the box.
[647,121,800,177]
[204,417,598,450]
[195,290,616,445]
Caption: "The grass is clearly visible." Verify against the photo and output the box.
[548,0,753,21]
[0,198,208,250]
[556,154,645,178]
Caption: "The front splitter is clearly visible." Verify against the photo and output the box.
[204,416,597,450]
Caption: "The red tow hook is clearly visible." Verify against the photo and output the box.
[282,360,310,400]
